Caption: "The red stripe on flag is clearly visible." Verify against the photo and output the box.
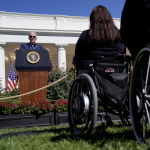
[7,84,12,92]
[7,86,11,92]
[13,82,16,88]
[8,80,13,90]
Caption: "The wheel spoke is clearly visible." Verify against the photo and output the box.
[146,100,150,107]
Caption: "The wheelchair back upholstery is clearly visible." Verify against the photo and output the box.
[76,55,131,106]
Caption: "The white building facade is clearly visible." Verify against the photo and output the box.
[0,11,121,88]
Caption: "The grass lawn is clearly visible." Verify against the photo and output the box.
[0,122,149,150]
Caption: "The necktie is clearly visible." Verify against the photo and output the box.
[31,45,34,49]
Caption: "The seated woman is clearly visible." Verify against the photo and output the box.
[75,5,126,66]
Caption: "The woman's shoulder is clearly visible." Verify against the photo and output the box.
[78,30,89,41]
[111,41,125,47]
[80,30,89,36]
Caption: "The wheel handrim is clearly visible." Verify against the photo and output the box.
[130,49,150,144]
[70,78,94,134]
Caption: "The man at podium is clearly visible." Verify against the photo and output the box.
[15,32,51,103]
[15,32,50,53]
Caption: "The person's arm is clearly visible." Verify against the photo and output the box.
[120,0,135,52]
[75,31,86,65]
[15,44,24,52]
[39,45,44,49]
[72,56,76,68]
[122,44,126,54]
[19,44,25,49]
[39,45,50,53]
[118,43,126,55]
[45,48,50,53]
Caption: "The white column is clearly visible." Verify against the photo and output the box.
[0,43,6,89]
[55,44,68,69]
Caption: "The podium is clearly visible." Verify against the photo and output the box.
[15,49,51,103]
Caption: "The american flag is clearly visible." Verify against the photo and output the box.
[7,62,16,92]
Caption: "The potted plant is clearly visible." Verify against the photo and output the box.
[54,99,68,125]
[0,100,54,129]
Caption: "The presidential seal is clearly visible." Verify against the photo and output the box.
[26,51,40,64]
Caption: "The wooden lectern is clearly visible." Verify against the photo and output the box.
[15,49,51,103]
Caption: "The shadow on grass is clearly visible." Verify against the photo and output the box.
[50,126,136,144]
[0,123,149,148]
[48,124,144,148]
[0,126,70,139]
[0,130,44,139]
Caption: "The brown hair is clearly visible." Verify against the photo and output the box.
[88,5,121,43]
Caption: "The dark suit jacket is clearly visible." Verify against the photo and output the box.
[75,30,126,66]
[20,43,44,50]
[120,0,150,59]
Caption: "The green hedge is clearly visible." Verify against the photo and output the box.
[47,66,73,100]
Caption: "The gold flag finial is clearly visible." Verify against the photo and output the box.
[49,54,53,64]
[10,54,14,63]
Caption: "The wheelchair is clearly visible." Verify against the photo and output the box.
[68,54,132,134]
[130,47,150,144]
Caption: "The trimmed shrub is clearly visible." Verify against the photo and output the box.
[47,66,73,100]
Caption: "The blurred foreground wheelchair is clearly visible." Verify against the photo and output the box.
[68,54,132,134]
[130,47,150,144]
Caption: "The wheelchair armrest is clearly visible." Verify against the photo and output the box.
[115,54,132,63]
[75,60,95,69]
[75,66,93,70]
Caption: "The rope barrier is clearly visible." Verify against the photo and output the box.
[0,73,71,101]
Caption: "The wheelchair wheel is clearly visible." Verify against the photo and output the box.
[68,73,98,134]
[130,48,150,144]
